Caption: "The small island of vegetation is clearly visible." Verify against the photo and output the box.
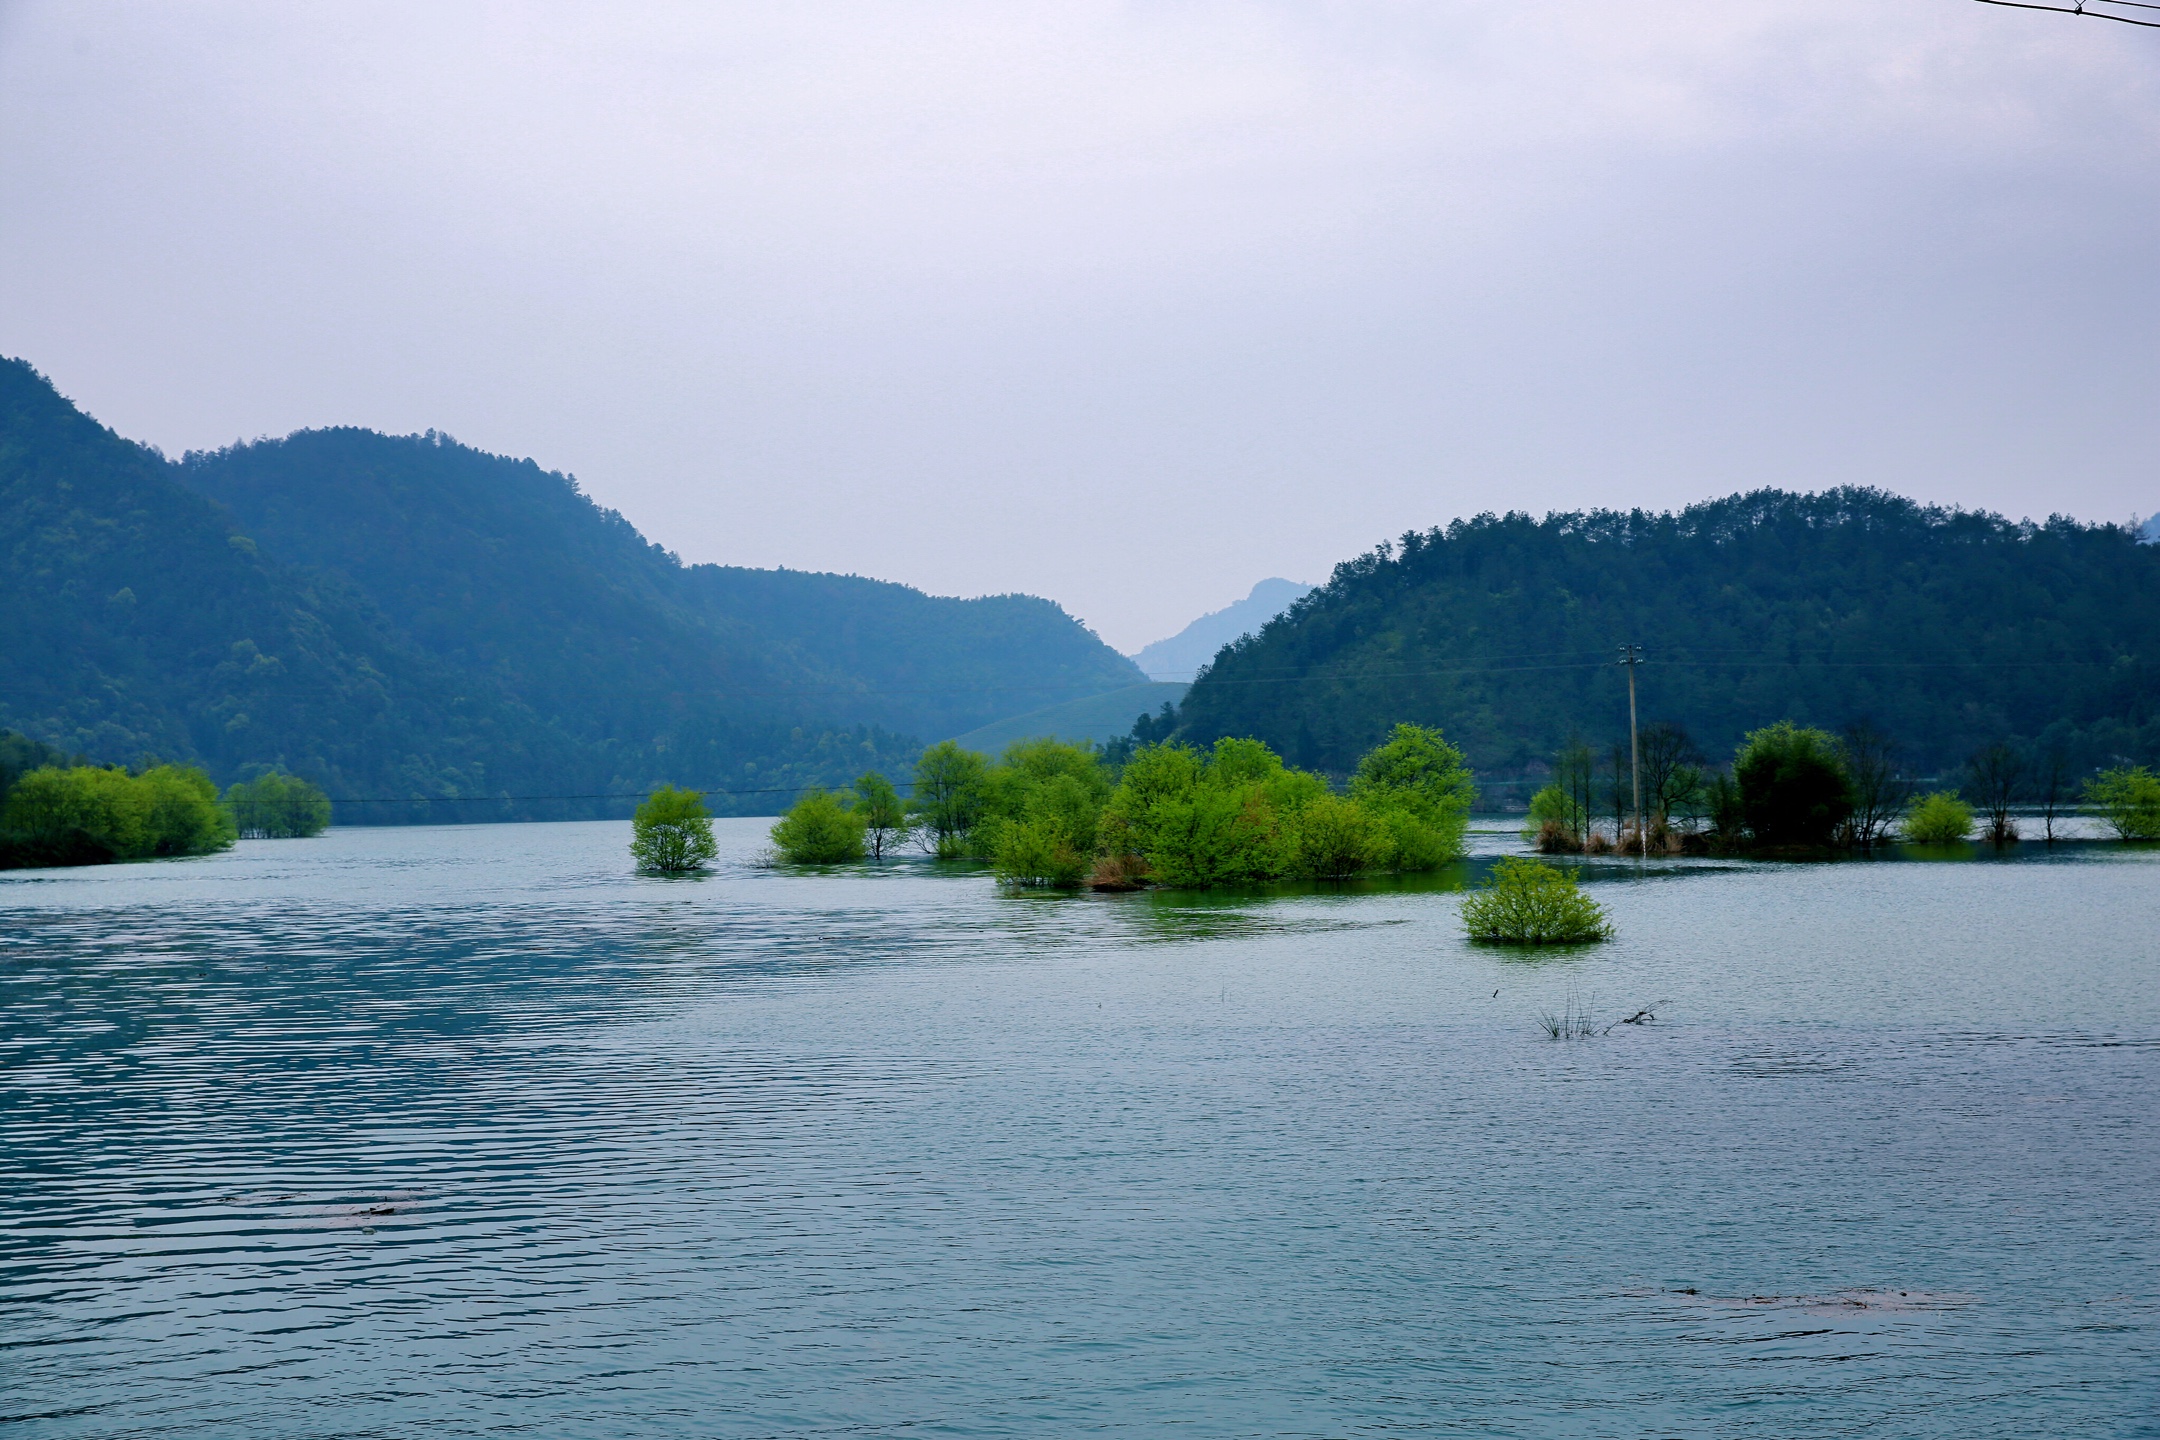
[768,722,1477,891]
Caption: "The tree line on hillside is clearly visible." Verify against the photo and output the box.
[757,724,1478,889]
[0,731,333,869]
[1,355,1139,825]
[1151,489,2160,785]
[1520,719,2160,854]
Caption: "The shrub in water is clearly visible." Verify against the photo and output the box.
[2084,765,2160,841]
[1902,791,1973,844]
[1461,857,1613,945]
[767,787,864,865]
[633,785,720,872]
[1521,783,1584,852]
[225,772,332,838]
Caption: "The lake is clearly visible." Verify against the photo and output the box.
[2,818,2155,1437]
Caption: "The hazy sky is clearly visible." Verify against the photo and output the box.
[2,2,2155,652]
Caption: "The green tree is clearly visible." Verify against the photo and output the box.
[768,787,866,864]
[1734,722,1854,848]
[225,771,332,838]
[1902,791,1974,844]
[2084,765,2160,840]
[853,771,912,858]
[910,741,989,858]
[1348,722,1475,869]
[1461,857,1613,945]
[632,785,719,872]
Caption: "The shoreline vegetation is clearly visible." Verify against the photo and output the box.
[767,723,1477,890]
[1520,718,2160,858]
[0,730,332,870]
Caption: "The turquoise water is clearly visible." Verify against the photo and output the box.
[2,820,2155,1437]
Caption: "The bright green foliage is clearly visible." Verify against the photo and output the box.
[1734,722,1854,848]
[225,772,332,838]
[853,771,913,858]
[1096,730,1471,887]
[2083,765,2160,840]
[1350,722,1475,868]
[1102,739,1309,887]
[632,785,719,872]
[978,739,1114,887]
[910,741,990,858]
[1902,791,1974,844]
[1292,793,1382,880]
[1461,857,1614,945]
[0,764,235,868]
[1522,784,1583,844]
[767,787,866,864]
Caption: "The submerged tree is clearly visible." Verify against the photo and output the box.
[225,771,332,838]
[768,787,867,864]
[853,771,913,858]
[909,741,989,858]
[1839,722,1910,850]
[1734,722,1853,849]
[2033,747,2074,843]
[1966,743,2024,846]
[632,785,719,873]
[1636,722,1703,833]
[2083,765,2160,841]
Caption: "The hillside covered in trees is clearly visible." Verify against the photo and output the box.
[1159,490,2160,792]
[1,358,1140,820]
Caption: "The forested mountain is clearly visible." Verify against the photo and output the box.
[1162,490,2160,790]
[2,359,1139,819]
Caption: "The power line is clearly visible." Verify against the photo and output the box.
[1973,0,2160,27]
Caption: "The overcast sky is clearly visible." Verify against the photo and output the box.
[2,2,2155,652]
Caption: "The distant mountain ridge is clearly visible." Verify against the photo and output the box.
[1162,489,2160,783]
[0,358,1141,818]
[1133,578,1313,681]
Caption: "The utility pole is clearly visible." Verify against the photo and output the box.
[1618,644,1645,859]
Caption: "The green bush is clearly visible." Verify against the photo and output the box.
[1902,790,1974,844]
[2084,765,2160,840]
[225,771,332,838]
[1734,722,1854,848]
[633,785,719,872]
[1291,792,1382,880]
[767,787,865,864]
[1461,857,1614,945]
[0,764,235,868]
[1100,728,1474,889]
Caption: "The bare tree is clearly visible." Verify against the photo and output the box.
[1967,742,2025,846]
[1637,722,1703,830]
[1840,722,1910,850]
[2034,747,2073,844]
[1606,740,1632,842]
[1555,736,1596,847]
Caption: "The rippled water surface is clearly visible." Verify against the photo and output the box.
[3,819,2156,1438]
